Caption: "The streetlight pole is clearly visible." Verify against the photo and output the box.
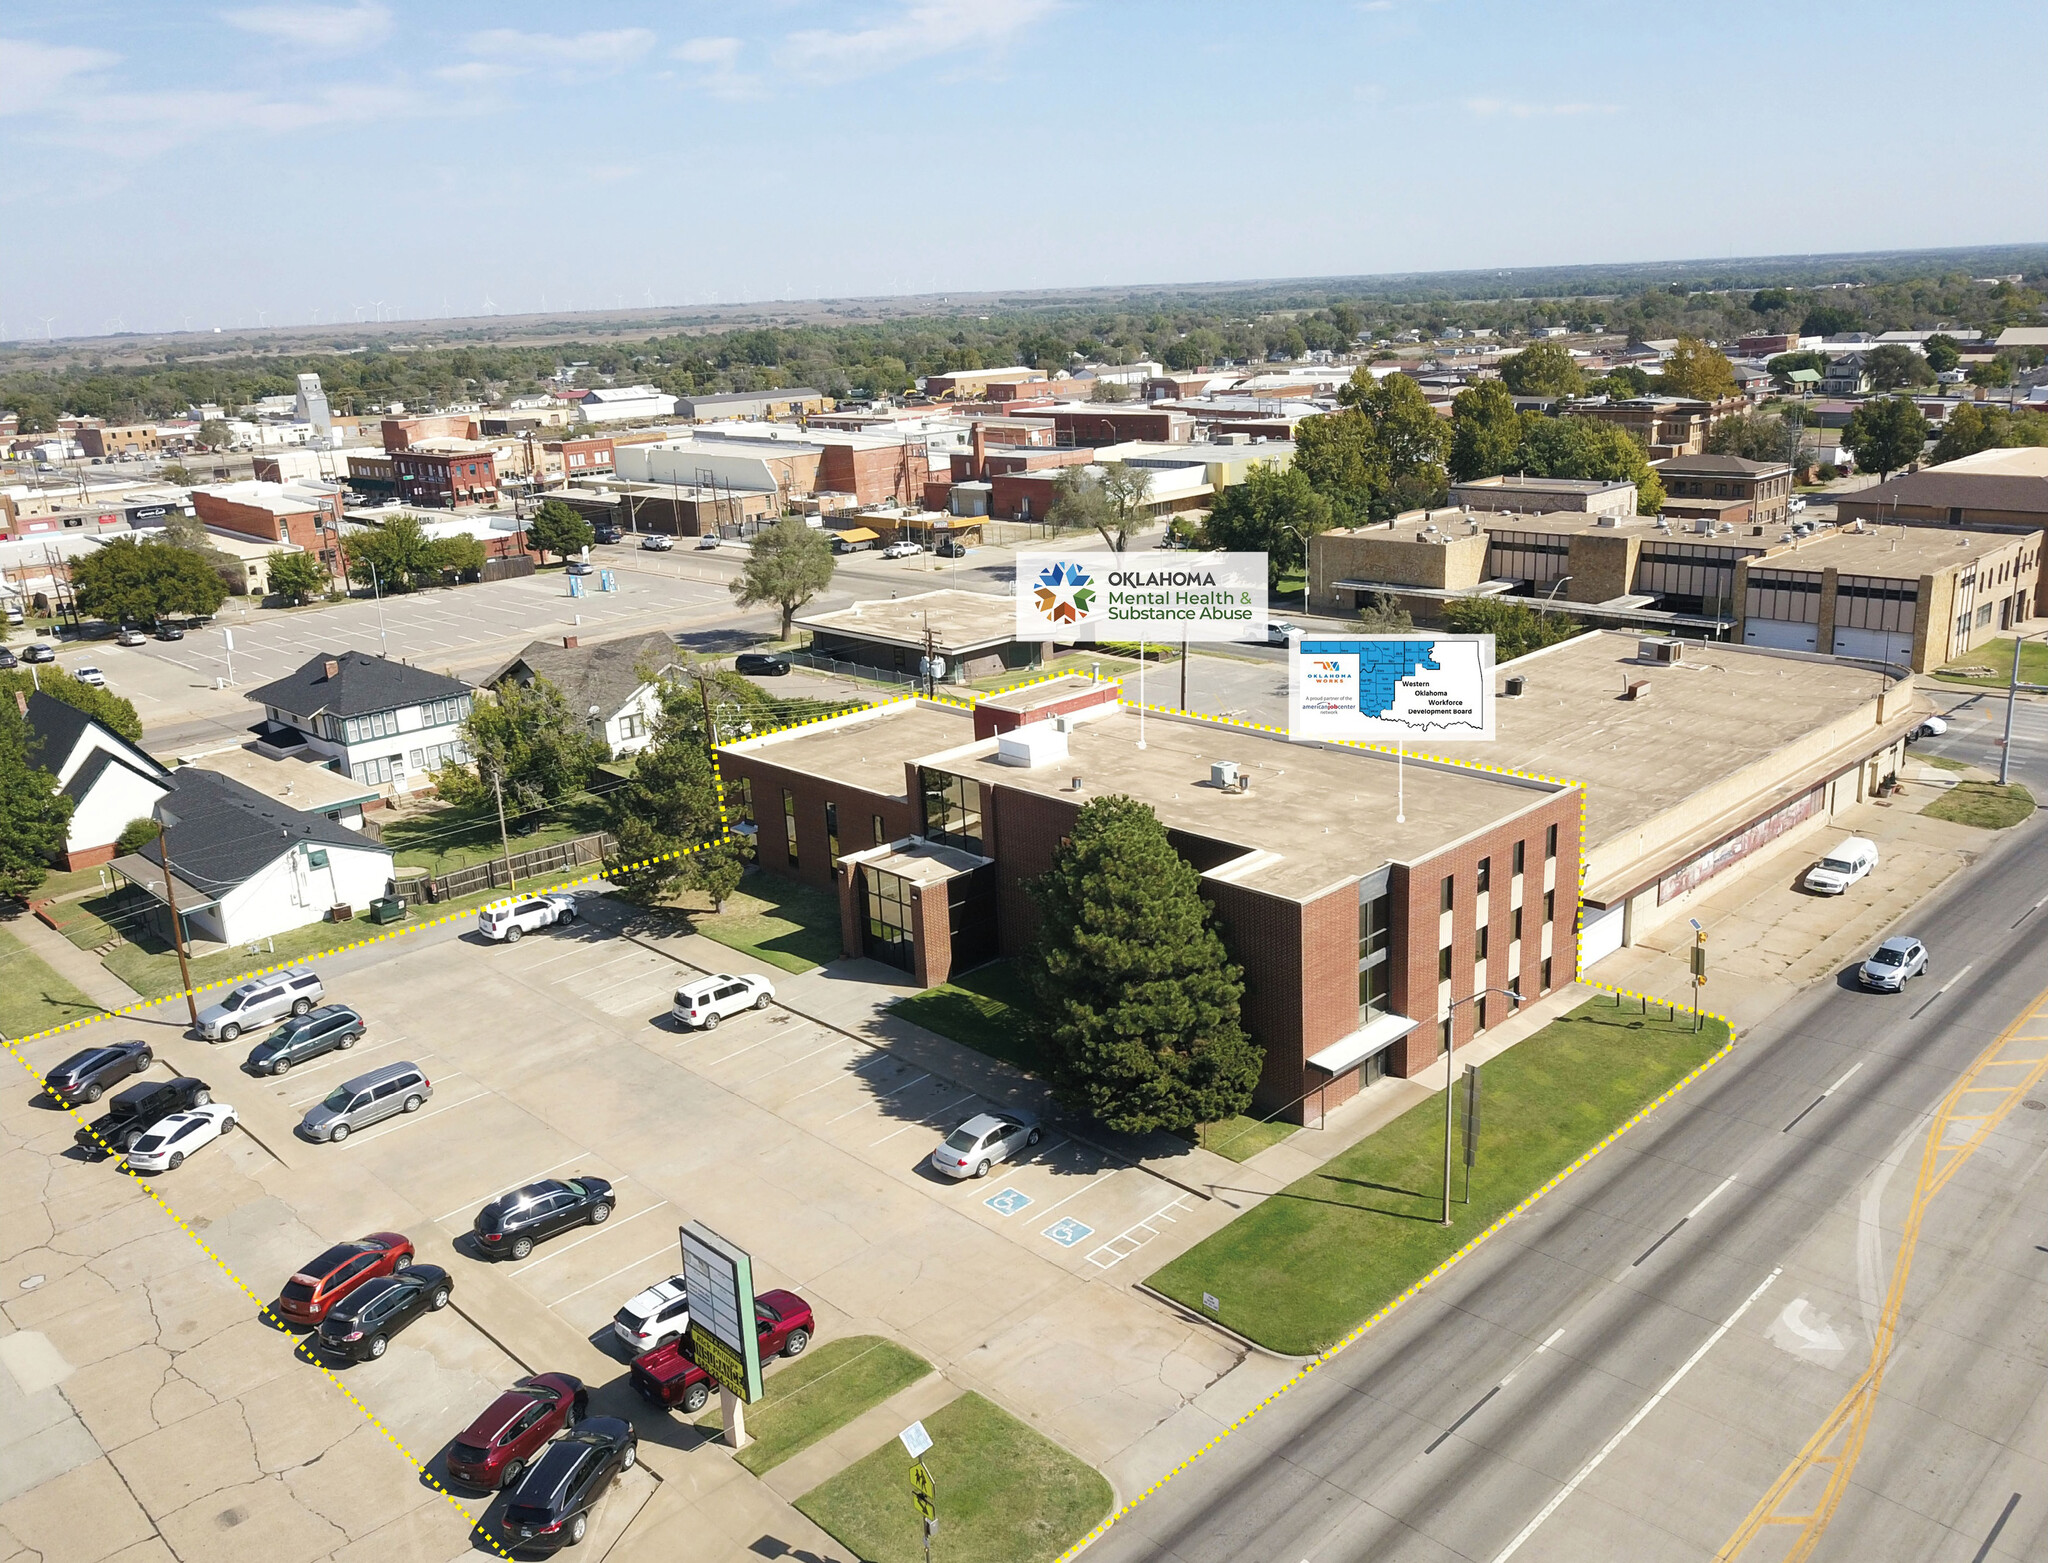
[1439,987,1522,1225]
[1999,629,2047,787]
[368,560,389,658]
[154,805,199,1026]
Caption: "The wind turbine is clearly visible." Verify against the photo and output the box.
[481,294,496,313]
[41,316,55,340]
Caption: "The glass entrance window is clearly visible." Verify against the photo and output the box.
[860,868,915,972]
[920,769,983,853]
[1358,889,1393,1024]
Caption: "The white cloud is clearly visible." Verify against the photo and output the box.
[467,27,657,77]
[671,36,762,100]
[1463,97,1619,118]
[778,0,1060,82]
[66,81,426,156]
[0,37,116,116]
[220,2,393,51]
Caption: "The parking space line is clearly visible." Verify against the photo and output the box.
[546,1242,679,1306]
[704,1031,789,1067]
[739,1040,848,1087]
[1086,1194,1194,1269]
[830,1072,930,1121]
[553,951,645,984]
[1032,1169,1120,1220]
[872,1091,977,1145]
[435,1155,590,1222]
[341,1089,490,1145]
[784,1052,892,1103]
[524,947,589,970]
[517,1203,668,1268]
[273,1038,414,1093]
[586,964,675,999]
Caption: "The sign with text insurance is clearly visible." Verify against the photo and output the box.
[1014,551,1267,643]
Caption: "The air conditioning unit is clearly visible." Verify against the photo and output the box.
[1638,638,1683,665]
[1504,675,1526,697]
[1211,760,1239,789]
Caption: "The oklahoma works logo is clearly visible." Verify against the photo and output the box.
[1031,560,1096,625]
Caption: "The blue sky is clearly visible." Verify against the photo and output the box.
[2,1,2044,338]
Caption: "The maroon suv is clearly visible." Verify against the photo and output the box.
[446,1374,589,1491]
[630,1291,815,1414]
[273,1233,415,1327]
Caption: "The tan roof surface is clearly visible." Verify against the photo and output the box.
[797,588,1022,652]
[976,674,1118,713]
[1750,524,2033,576]
[732,701,964,795]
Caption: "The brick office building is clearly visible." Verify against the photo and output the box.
[191,480,347,576]
[716,681,1582,1123]
[393,441,499,508]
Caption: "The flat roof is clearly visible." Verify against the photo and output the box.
[1747,524,2034,577]
[733,701,962,795]
[1452,475,1632,494]
[184,749,380,812]
[849,838,988,886]
[797,588,1022,653]
[976,675,1119,713]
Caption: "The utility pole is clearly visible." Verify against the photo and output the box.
[155,806,199,1026]
[1179,636,1189,710]
[368,560,389,657]
[491,769,515,890]
[2000,629,2045,787]
[1442,988,1519,1223]
[1689,918,1707,1031]
[694,666,718,743]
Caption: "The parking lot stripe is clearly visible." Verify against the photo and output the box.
[553,951,645,983]
[276,1039,416,1095]
[340,1088,490,1145]
[830,1072,930,1121]
[873,1092,977,1145]
[1032,1169,1120,1220]
[516,1203,668,1268]
[784,1051,892,1103]
[546,1242,680,1306]
[434,1155,590,1222]
[704,1031,789,1067]
[738,1040,847,1087]
[1085,1194,1194,1270]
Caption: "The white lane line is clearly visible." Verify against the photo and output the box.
[435,1155,588,1222]
[704,1032,787,1067]
[829,1072,930,1121]
[1488,1268,1781,1562]
[547,1242,680,1306]
[524,947,588,970]
[1032,1168,1119,1220]
[872,1092,977,1146]
[517,1203,668,1268]
[585,963,675,999]
[1934,962,1974,997]
[1688,1173,1739,1221]
[553,951,645,984]
[782,1053,891,1104]
[1502,1329,1567,1387]
[739,1040,846,1087]
[342,1089,491,1145]
[1820,1060,1865,1098]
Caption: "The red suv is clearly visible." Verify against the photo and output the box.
[446,1374,589,1491]
[273,1233,415,1327]
[630,1291,815,1414]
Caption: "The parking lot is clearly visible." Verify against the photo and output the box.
[3,894,1243,1560]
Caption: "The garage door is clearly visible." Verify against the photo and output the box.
[1830,626,1913,667]
[1744,617,1819,652]
[1579,901,1624,967]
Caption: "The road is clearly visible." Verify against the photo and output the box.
[1086,809,2048,1563]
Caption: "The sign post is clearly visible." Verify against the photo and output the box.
[679,1222,765,1449]
[1461,1064,1481,1202]
[900,1421,937,1562]
[1689,919,1707,1031]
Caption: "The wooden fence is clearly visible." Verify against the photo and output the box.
[402,830,615,902]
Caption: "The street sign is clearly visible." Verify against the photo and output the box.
[898,1420,933,1458]
[913,1490,936,1521]
[910,1461,935,1500]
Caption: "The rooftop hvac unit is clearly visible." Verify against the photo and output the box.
[1210,760,1251,793]
[1639,638,1683,665]
[1504,675,1526,697]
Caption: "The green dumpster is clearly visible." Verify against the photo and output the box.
[369,896,407,925]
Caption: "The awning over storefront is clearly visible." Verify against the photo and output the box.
[1307,1012,1419,1076]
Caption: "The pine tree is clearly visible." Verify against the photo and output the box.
[1025,795,1258,1133]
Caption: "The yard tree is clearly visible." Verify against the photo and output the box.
[1355,590,1414,632]
[528,498,595,563]
[266,549,328,604]
[1497,340,1585,399]
[1441,597,1584,661]
[605,714,748,908]
[1592,364,1652,398]
[1767,350,1829,386]
[429,532,488,581]
[1657,336,1738,401]
[1864,343,1936,392]
[1802,303,1860,338]
[729,516,835,639]
[1516,416,1667,512]
[1923,334,1962,374]
[435,675,609,817]
[160,463,195,485]
[0,701,72,900]
[70,536,226,626]
[1966,357,2015,389]
[1843,395,1931,479]
[1448,380,1524,481]
[1296,369,1451,520]
[343,513,432,591]
[1048,465,1114,539]
[1931,403,2048,464]
[1200,465,1332,586]
[1024,795,1258,1135]
[1707,412,1799,464]
[0,669,143,743]
[1098,461,1154,549]
[197,418,232,449]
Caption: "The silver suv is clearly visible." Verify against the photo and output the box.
[299,1062,432,1144]
[196,968,324,1042]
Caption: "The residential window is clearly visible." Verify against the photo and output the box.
[418,694,470,728]
[1438,946,1453,982]
[418,739,468,770]
[1545,824,1558,859]
[826,801,840,862]
[782,789,798,868]
[341,708,400,744]
[1441,875,1455,913]
[616,712,646,742]
[350,755,396,785]
[1512,840,1525,876]
[1477,857,1491,893]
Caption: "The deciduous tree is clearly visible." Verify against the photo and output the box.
[1201,465,1334,585]
[528,499,594,564]
[1843,396,1931,480]
[729,516,834,639]
[1864,344,1936,392]
[0,701,73,900]
[1441,598,1584,661]
[606,714,748,908]
[266,550,328,605]
[1497,340,1585,399]
[1657,336,1738,401]
[1923,334,1962,374]
[1707,412,1799,465]
[434,676,609,817]
[1930,402,2048,464]
[70,537,226,626]
[1448,380,1523,481]
[0,670,143,743]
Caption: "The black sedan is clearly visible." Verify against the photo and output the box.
[501,1417,638,1552]
[0,647,17,670]
[155,624,185,641]
[313,1265,453,1361]
[45,1041,153,1105]
[474,1177,615,1261]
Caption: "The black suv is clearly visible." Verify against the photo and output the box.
[313,1265,453,1361]
[77,1076,212,1156]
[45,1041,153,1105]
[734,653,790,676]
[502,1418,639,1552]
[245,1005,365,1076]
[592,524,624,544]
[474,1177,615,1261]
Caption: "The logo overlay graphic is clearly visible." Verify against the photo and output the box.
[1032,560,1096,624]
[1014,551,1267,642]
[1288,634,1496,741]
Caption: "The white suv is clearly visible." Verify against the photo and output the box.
[477,893,579,943]
[673,974,775,1030]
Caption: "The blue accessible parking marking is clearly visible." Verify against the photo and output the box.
[985,1188,1032,1216]
[1042,1217,1095,1248]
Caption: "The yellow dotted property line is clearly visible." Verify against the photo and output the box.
[1,1043,519,1559]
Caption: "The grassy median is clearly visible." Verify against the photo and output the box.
[1924,781,2035,830]
[796,1392,1109,1563]
[694,1335,930,1476]
[1148,997,1728,1354]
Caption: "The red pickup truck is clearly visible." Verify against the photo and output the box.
[629,1290,816,1414]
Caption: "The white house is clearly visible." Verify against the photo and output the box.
[248,651,474,794]
[20,690,173,870]
[109,768,394,947]
[485,632,675,759]
[577,386,679,424]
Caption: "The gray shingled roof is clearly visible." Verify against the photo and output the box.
[20,690,168,782]
[248,651,471,720]
[1846,470,2048,516]
[139,767,384,898]
[485,633,676,721]
[1657,454,1789,476]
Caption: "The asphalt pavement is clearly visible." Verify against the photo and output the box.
[1084,808,2048,1563]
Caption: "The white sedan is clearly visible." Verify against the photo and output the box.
[122,1103,237,1172]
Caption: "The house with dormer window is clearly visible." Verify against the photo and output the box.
[247,651,474,795]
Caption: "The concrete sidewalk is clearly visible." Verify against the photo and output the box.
[4,908,142,1015]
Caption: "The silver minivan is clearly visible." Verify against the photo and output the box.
[196,968,324,1042]
[299,1061,432,1143]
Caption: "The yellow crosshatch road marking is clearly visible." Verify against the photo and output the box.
[1714,978,2048,1563]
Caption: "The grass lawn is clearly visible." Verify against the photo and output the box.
[1921,754,1971,773]
[1147,998,1729,1354]
[1925,781,2036,830]
[685,875,844,973]
[692,1335,930,1476]
[29,865,120,904]
[890,960,1038,1073]
[795,1392,1110,1563]
[1935,637,2048,688]
[379,794,611,874]
[42,887,147,952]
[0,925,108,1038]
[1194,1113,1301,1163]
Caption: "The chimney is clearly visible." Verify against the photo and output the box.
[563,635,579,649]
[13,690,25,716]
[323,658,340,679]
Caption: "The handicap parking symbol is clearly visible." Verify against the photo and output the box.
[985,1188,1032,1216]
[1042,1217,1094,1248]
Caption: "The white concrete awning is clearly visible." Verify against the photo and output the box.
[1307,1012,1418,1076]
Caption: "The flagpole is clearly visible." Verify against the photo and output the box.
[1137,638,1147,749]
[1397,742,1405,823]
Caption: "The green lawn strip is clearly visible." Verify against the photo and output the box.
[29,865,121,903]
[1934,637,2048,688]
[1924,781,2036,830]
[1194,1112,1301,1162]
[1147,999,1728,1353]
[380,794,611,874]
[0,924,108,1038]
[889,959,1038,1072]
[42,890,132,951]
[687,877,845,973]
[1921,754,1971,773]
[795,1391,1110,1563]
[690,1336,930,1476]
